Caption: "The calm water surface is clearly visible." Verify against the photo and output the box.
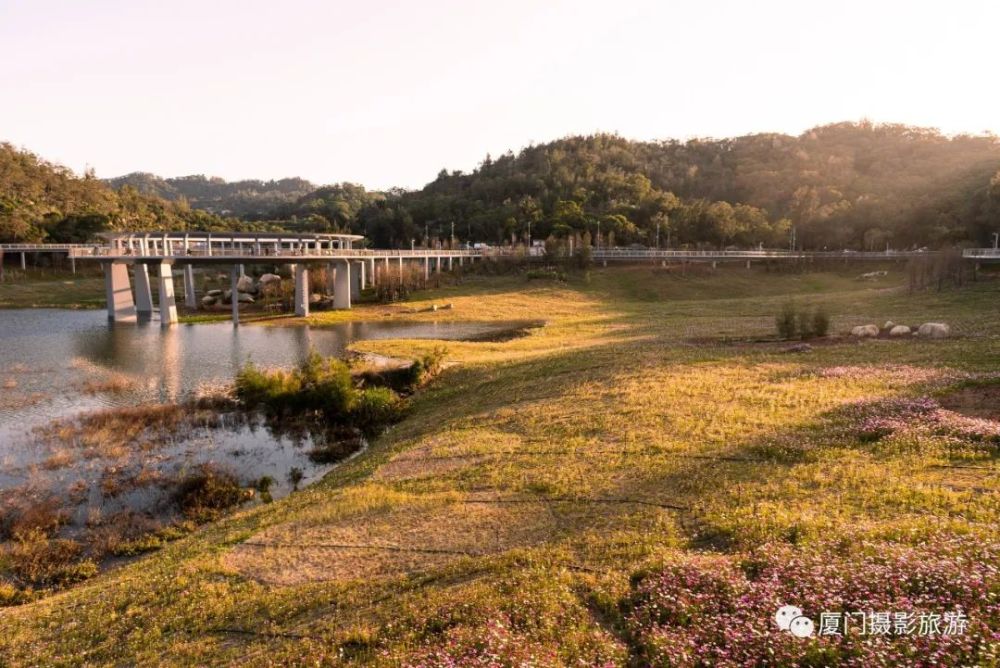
[0,309,525,523]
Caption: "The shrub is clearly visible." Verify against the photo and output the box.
[811,306,830,337]
[777,303,829,340]
[351,387,404,435]
[776,302,798,339]
[173,465,247,521]
[235,352,354,417]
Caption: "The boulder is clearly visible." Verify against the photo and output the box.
[222,290,233,304]
[783,343,813,354]
[259,273,282,286]
[850,324,879,338]
[883,321,895,330]
[889,325,912,337]
[201,295,217,307]
[206,289,224,297]
[917,322,951,339]
[236,275,255,294]
[309,293,324,305]
[237,292,255,303]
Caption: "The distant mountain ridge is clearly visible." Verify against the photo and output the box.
[103,173,317,218]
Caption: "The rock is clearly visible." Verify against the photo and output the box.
[222,290,233,304]
[859,270,889,280]
[783,343,813,354]
[201,295,217,307]
[237,292,255,303]
[883,321,895,330]
[443,303,454,310]
[206,289,224,297]
[917,322,951,339]
[259,273,282,285]
[889,325,911,337]
[309,293,324,305]
[236,275,255,294]
[430,304,439,312]
[850,324,880,338]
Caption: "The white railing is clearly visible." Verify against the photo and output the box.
[963,248,1000,258]
[591,248,937,260]
[79,246,484,259]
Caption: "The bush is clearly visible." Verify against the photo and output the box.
[811,306,830,337]
[173,465,247,521]
[777,303,829,340]
[236,352,354,417]
[776,302,798,339]
[351,387,404,435]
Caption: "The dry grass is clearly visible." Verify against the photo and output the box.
[0,266,998,665]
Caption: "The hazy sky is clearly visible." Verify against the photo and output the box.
[2,0,997,189]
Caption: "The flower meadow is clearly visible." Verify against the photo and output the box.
[624,535,1000,667]
[849,396,1000,447]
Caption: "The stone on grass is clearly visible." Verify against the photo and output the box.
[201,295,217,307]
[883,321,895,330]
[237,292,255,303]
[206,289,224,297]
[236,275,255,294]
[917,322,951,339]
[889,325,911,337]
[850,324,879,338]
[783,343,813,354]
[259,273,282,285]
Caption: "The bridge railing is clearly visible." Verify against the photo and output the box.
[76,247,484,259]
[590,248,936,260]
[963,248,1000,258]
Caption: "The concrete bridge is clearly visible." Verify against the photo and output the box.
[76,232,483,325]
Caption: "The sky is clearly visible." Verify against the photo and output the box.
[2,0,998,189]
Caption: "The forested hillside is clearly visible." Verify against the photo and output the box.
[0,144,281,242]
[104,173,316,218]
[4,122,1000,247]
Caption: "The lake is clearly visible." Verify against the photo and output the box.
[0,309,530,534]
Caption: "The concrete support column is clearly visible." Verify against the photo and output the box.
[359,261,367,290]
[746,260,751,269]
[333,260,351,310]
[20,252,26,271]
[230,266,240,326]
[134,264,154,317]
[351,261,363,300]
[157,263,178,326]
[448,256,454,271]
[366,259,376,287]
[70,254,76,274]
[183,265,197,309]
[326,263,336,295]
[423,257,430,280]
[104,262,136,322]
[435,256,442,274]
[294,264,310,317]
[459,256,464,266]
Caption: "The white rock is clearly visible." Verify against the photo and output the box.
[236,275,255,293]
[259,273,282,285]
[206,289,224,297]
[850,324,880,338]
[889,325,911,337]
[917,322,950,339]
[883,321,895,330]
[201,295,217,307]
[237,292,255,303]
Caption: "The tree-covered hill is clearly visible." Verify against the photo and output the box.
[104,173,316,218]
[364,123,1000,249]
[4,122,1000,247]
[0,144,283,243]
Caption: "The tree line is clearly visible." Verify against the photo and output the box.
[3,122,999,248]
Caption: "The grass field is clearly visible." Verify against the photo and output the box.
[1,264,999,666]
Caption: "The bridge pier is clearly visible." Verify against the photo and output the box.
[157,263,178,326]
[20,252,26,271]
[351,261,363,300]
[230,266,240,325]
[294,264,310,317]
[423,257,430,280]
[104,262,136,322]
[366,259,376,287]
[448,256,453,271]
[326,263,337,295]
[334,260,351,309]
[435,256,442,274]
[134,264,154,318]
[183,265,197,309]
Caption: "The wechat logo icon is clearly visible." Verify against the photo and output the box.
[775,605,814,638]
